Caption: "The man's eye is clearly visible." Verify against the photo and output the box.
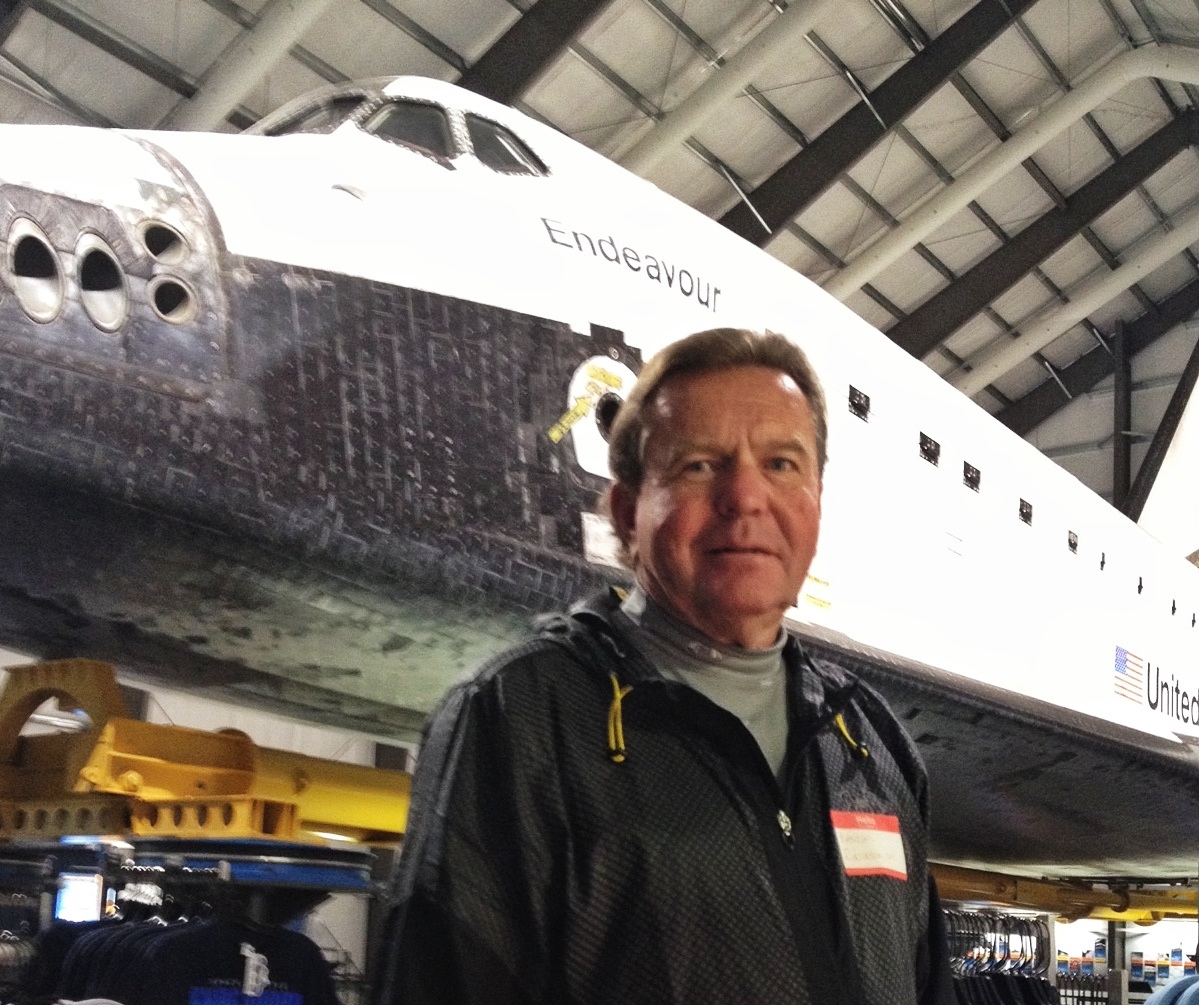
[682,459,714,474]
[768,457,800,472]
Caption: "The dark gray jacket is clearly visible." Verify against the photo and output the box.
[374,590,956,1005]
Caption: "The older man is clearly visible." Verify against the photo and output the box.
[375,328,955,1005]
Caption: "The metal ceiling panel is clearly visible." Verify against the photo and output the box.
[1142,0,1199,38]
[1061,452,1113,496]
[1074,287,1142,332]
[524,54,643,157]
[1042,322,1101,368]
[992,354,1048,399]
[1088,75,1174,141]
[239,54,328,121]
[1029,118,1118,196]
[1036,230,1105,290]
[966,157,1054,234]
[1141,150,1199,213]
[723,0,1040,245]
[798,5,913,92]
[748,42,859,143]
[889,117,1197,357]
[844,131,939,218]
[1027,378,1113,452]
[1077,200,1162,266]
[902,80,1000,176]
[6,10,176,127]
[868,257,947,314]
[692,98,800,187]
[75,0,237,80]
[921,214,1003,278]
[841,287,894,328]
[999,281,1199,435]
[1134,249,1199,303]
[583,0,702,114]
[399,0,517,65]
[766,225,814,268]
[302,3,452,81]
[1136,323,1199,383]
[0,74,77,124]
[460,0,611,106]
[843,289,895,331]
[794,185,887,265]
[662,147,739,216]
[904,0,981,36]
[660,0,774,46]
[1020,0,1125,83]
[943,311,1004,360]
[957,21,1064,127]
[987,271,1055,327]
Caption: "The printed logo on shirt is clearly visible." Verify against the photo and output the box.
[829,810,907,880]
[242,941,270,996]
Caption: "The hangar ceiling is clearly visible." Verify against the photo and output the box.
[0,0,1197,521]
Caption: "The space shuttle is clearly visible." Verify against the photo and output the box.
[0,73,1196,888]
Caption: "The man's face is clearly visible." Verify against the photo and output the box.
[611,364,823,649]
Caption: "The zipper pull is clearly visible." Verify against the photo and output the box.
[777,809,794,848]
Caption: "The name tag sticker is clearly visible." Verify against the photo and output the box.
[829,811,908,880]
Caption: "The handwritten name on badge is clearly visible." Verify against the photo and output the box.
[829,811,908,880]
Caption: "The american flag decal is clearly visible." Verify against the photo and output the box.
[1114,646,1144,703]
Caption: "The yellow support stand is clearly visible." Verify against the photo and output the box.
[0,659,410,845]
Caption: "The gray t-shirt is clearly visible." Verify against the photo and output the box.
[615,586,789,776]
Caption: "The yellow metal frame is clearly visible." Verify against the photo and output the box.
[0,659,410,845]
[933,863,1198,922]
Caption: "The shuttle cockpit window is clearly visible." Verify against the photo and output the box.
[363,100,454,160]
[256,95,368,136]
[465,114,547,176]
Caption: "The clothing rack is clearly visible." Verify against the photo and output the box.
[0,837,375,1004]
[945,910,1059,1005]
[1056,972,1109,1005]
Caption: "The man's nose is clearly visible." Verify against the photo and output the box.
[715,458,769,515]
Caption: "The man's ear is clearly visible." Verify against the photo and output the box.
[608,481,637,550]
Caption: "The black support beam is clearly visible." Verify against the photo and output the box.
[1112,324,1131,510]
[458,0,612,105]
[888,111,1199,359]
[718,0,1038,245]
[0,0,24,44]
[998,279,1199,437]
[1123,326,1199,521]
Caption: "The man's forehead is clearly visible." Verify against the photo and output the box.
[648,366,811,424]
[644,371,815,454]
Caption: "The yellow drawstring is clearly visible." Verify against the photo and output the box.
[833,713,870,760]
[607,672,633,763]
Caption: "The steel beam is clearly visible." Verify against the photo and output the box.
[458,0,611,105]
[26,0,198,97]
[0,0,24,45]
[888,110,1199,358]
[1113,324,1131,510]
[718,0,1037,244]
[997,279,1199,436]
[1123,324,1199,520]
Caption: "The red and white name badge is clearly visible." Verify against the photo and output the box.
[829,811,908,880]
